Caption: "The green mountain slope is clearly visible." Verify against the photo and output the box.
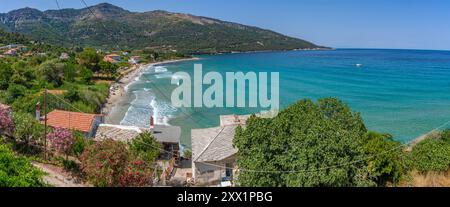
[0,3,325,53]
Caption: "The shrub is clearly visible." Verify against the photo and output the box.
[62,159,81,174]
[362,132,405,186]
[409,138,450,172]
[440,129,450,143]
[183,149,192,159]
[119,160,153,187]
[80,139,130,187]
[12,112,43,153]
[71,132,89,157]
[64,87,81,102]
[47,127,74,156]
[6,84,27,103]
[80,139,156,187]
[0,107,14,136]
[0,143,47,187]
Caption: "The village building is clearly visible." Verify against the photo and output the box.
[41,110,104,138]
[59,52,70,60]
[191,115,251,186]
[103,54,122,63]
[3,49,17,56]
[94,123,182,160]
[0,44,19,50]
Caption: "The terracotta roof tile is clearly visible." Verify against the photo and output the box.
[43,110,101,132]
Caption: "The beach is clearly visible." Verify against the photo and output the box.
[102,57,199,124]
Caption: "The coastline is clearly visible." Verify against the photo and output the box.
[102,57,199,124]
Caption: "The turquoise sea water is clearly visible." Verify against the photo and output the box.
[120,49,450,148]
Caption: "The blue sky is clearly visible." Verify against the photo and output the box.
[1,0,450,50]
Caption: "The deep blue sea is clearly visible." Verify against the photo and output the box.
[119,49,450,148]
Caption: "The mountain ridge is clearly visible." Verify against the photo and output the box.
[0,3,326,53]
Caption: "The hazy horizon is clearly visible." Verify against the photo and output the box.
[1,0,450,51]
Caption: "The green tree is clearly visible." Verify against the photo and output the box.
[12,112,44,153]
[11,62,35,88]
[234,98,371,187]
[64,87,81,102]
[39,61,65,87]
[362,132,405,186]
[63,62,78,82]
[76,48,100,71]
[99,60,118,78]
[0,143,47,187]
[6,84,27,104]
[0,63,13,90]
[79,67,93,84]
[129,132,161,164]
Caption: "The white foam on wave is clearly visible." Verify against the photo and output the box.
[120,89,177,127]
[154,66,168,73]
[124,82,133,92]
[154,72,174,79]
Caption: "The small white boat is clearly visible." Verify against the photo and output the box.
[356,64,363,68]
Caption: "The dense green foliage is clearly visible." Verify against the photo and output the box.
[12,112,44,152]
[362,132,405,185]
[71,132,91,158]
[234,98,404,187]
[0,143,46,187]
[0,48,110,114]
[0,29,28,45]
[129,132,161,164]
[0,3,323,53]
[409,136,450,172]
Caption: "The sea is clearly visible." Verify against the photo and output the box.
[113,49,450,149]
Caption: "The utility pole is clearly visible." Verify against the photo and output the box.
[43,89,48,160]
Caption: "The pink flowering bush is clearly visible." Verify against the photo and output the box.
[80,139,154,187]
[119,159,153,187]
[47,127,74,155]
[80,139,130,187]
[0,108,14,136]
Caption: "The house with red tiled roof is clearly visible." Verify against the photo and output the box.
[103,54,122,63]
[42,110,104,137]
[3,49,17,56]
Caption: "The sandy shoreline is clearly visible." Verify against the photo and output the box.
[102,57,199,124]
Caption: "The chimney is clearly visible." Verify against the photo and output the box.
[35,102,41,121]
[150,116,154,129]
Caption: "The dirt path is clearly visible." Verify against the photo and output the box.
[33,162,88,187]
